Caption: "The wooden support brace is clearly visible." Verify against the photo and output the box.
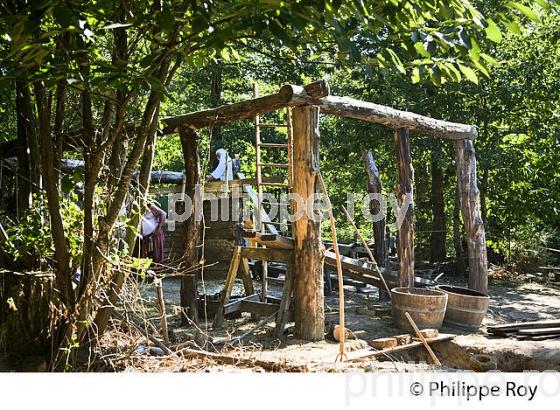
[275,262,295,338]
[213,246,242,329]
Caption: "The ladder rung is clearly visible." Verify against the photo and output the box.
[261,182,290,187]
[259,143,289,148]
[259,124,288,128]
[260,163,289,168]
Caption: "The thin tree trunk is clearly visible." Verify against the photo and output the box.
[361,150,386,266]
[34,81,73,306]
[15,80,32,220]
[209,63,222,141]
[480,167,488,224]
[453,180,466,276]
[179,127,201,325]
[430,153,446,262]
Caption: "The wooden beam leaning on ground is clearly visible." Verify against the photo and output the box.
[160,80,330,133]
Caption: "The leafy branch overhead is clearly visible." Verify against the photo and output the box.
[1,0,557,91]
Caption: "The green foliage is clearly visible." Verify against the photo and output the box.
[4,193,83,268]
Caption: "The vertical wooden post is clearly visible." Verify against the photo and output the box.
[362,150,386,267]
[393,128,415,288]
[453,139,488,294]
[292,106,324,341]
[179,127,201,325]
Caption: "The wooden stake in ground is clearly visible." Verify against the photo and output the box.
[404,311,441,366]
[341,204,392,301]
[154,277,169,345]
[318,173,346,362]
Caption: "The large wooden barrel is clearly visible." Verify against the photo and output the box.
[391,287,448,331]
[436,285,489,329]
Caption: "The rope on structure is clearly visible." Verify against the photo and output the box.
[317,173,347,362]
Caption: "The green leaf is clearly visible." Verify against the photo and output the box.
[386,48,405,74]
[411,67,420,83]
[458,64,478,84]
[501,17,522,34]
[414,42,430,58]
[485,19,502,43]
[480,53,498,66]
[534,0,551,9]
[507,2,540,23]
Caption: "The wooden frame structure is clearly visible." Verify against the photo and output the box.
[163,79,487,341]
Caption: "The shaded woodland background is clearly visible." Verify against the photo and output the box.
[0,0,559,367]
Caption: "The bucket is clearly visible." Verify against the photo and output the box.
[391,287,448,331]
[436,285,489,329]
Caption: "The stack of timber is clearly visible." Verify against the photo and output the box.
[487,319,560,341]
[324,250,399,289]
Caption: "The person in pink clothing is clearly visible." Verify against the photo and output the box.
[140,203,166,264]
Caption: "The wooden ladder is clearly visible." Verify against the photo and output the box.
[252,82,293,303]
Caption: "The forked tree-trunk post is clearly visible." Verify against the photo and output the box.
[453,139,488,294]
[394,128,415,288]
[179,127,201,324]
[292,106,324,341]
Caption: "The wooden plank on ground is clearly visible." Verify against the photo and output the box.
[487,320,560,333]
[517,327,560,336]
[346,334,455,362]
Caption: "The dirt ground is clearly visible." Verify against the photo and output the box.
[133,271,560,372]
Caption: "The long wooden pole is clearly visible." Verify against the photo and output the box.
[318,173,346,361]
[154,278,170,345]
[301,95,478,140]
[405,312,441,366]
[341,205,392,301]
[161,80,330,133]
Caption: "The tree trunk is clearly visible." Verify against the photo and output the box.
[15,80,33,220]
[453,183,466,276]
[292,106,324,341]
[34,81,73,306]
[453,139,488,294]
[430,153,446,262]
[480,167,488,224]
[179,127,201,325]
[361,150,386,266]
[209,63,222,141]
[393,128,414,288]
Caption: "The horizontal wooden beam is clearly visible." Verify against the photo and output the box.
[204,175,284,191]
[245,232,295,250]
[305,96,478,140]
[161,80,329,133]
[241,247,293,263]
[240,300,280,317]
